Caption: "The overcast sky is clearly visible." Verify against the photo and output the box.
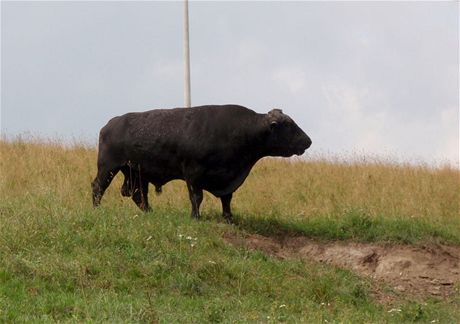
[1,1,459,166]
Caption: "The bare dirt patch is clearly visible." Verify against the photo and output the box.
[224,233,460,299]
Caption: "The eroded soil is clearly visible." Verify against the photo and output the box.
[224,233,460,300]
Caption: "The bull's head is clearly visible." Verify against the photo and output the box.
[265,109,312,157]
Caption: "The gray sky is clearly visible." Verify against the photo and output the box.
[1,1,459,166]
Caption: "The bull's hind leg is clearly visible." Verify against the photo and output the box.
[120,166,135,197]
[132,177,151,212]
[92,165,119,207]
[120,167,151,212]
[186,182,203,219]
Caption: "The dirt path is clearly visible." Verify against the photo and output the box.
[224,233,460,299]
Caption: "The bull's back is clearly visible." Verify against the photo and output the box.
[98,104,257,166]
[99,109,182,153]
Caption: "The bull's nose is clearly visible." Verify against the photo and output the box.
[305,136,312,149]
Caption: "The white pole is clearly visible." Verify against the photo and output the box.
[184,0,192,108]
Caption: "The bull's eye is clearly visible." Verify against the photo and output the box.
[270,121,278,130]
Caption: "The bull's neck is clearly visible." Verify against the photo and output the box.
[235,113,269,162]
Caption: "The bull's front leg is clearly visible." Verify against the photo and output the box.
[220,193,234,224]
[186,182,203,219]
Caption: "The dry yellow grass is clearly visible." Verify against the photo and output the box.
[240,157,459,223]
[1,139,458,227]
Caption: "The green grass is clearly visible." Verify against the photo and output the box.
[0,140,459,322]
[0,202,459,322]
[234,208,460,245]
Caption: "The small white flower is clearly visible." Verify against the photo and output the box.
[208,260,216,264]
[186,236,192,240]
[178,234,184,239]
[190,243,195,248]
[146,236,152,241]
[267,316,270,319]
[279,304,286,308]
[387,308,401,313]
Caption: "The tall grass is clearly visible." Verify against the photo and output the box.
[1,139,458,243]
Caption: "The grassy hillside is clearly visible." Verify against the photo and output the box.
[0,139,459,322]
[2,139,458,243]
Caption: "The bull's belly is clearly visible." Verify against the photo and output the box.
[198,166,253,197]
[140,161,184,186]
[143,169,249,197]
[202,180,245,197]
[132,156,256,197]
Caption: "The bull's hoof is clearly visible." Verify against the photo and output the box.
[140,204,152,213]
[92,191,102,207]
[223,213,234,225]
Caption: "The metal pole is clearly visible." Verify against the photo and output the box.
[184,0,191,108]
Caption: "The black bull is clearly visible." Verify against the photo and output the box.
[92,105,312,223]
